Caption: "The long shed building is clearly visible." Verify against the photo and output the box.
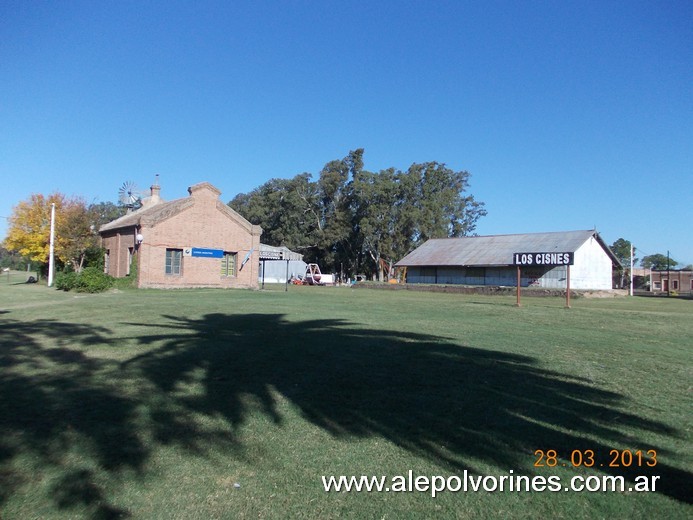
[395,230,620,290]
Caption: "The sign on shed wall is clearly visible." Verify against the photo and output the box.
[259,250,284,260]
[512,252,574,266]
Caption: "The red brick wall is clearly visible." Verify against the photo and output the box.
[101,228,136,278]
[650,270,693,293]
[136,185,261,289]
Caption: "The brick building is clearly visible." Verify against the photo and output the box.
[100,182,262,289]
[650,270,693,294]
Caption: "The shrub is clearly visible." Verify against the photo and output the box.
[73,267,114,293]
[55,271,78,291]
[113,255,138,290]
[55,267,114,293]
[112,275,136,290]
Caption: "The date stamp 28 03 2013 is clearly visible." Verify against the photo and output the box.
[534,449,657,469]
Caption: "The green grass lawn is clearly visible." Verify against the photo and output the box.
[1,279,691,519]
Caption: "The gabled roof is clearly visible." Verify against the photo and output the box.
[395,230,621,268]
[99,182,259,235]
[99,197,193,232]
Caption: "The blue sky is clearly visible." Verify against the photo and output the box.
[2,1,691,265]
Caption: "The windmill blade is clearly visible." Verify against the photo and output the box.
[119,181,141,205]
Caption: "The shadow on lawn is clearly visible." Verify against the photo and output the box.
[0,318,137,519]
[125,313,691,504]
[1,312,691,517]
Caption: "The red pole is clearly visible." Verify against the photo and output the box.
[516,265,521,307]
[566,264,571,309]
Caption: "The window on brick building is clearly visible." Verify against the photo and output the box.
[165,249,182,275]
[221,252,237,277]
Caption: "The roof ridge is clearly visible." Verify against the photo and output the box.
[427,230,594,240]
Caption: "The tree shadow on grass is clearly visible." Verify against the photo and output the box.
[0,318,136,518]
[125,313,691,504]
[1,311,691,517]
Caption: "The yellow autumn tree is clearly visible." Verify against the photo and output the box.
[4,193,98,273]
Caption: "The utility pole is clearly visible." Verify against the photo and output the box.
[666,250,670,297]
[629,244,634,296]
[48,203,56,287]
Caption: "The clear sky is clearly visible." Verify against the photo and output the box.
[1,1,691,265]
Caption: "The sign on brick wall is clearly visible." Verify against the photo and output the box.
[184,247,224,258]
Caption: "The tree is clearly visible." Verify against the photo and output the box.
[610,238,636,266]
[610,238,637,288]
[641,254,678,270]
[228,150,365,270]
[229,173,321,256]
[5,193,62,276]
[229,149,487,280]
[4,193,102,275]
[350,162,486,280]
[315,149,363,271]
[350,168,402,281]
[0,246,29,270]
[405,162,486,243]
[60,200,104,272]
[88,201,127,229]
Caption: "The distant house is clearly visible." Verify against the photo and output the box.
[395,230,621,291]
[650,270,692,294]
[99,182,262,289]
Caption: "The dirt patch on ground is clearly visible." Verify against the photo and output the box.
[581,289,628,298]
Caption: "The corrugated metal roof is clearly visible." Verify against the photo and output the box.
[395,230,621,267]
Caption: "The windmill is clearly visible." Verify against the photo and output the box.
[118,181,142,212]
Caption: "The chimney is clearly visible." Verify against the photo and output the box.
[150,183,161,204]
[147,174,161,205]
